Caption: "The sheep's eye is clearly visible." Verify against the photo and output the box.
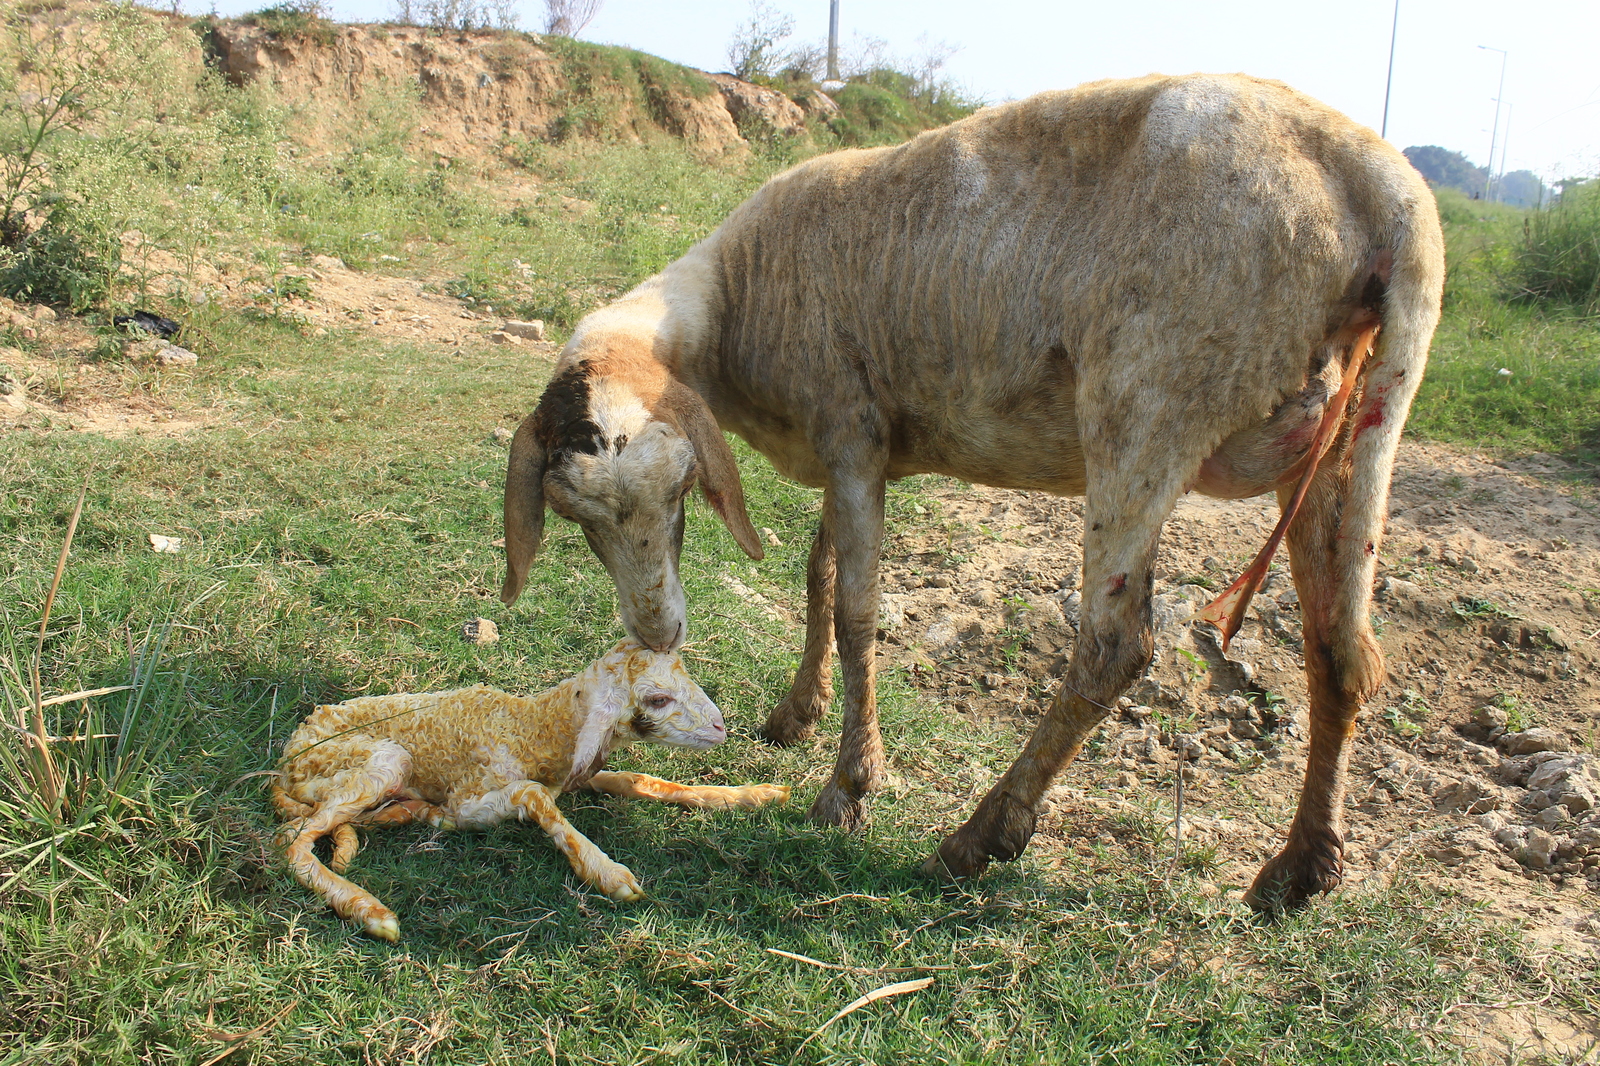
[644,694,673,711]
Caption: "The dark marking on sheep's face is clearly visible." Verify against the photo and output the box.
[535,361,603,460]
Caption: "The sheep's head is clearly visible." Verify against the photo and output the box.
[502,359,763,652]
[565,640,727,789]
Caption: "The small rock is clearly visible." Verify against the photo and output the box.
[1,391,25,411]
[1499,728,1571,756]
[30,304,56,322]
[926,575,954,589]
[488,330,522,345]
[310,254,346,273]
[155,345,199,367]
[761,527,782,547]
[1458,555,1480,574]
[1231,719,1261,740]
[1221,694,1253,720]
[1057,589,1081,624]
[491,426,515,444]
[966,587,994,607]
[1513,828,1558,869]
[500,319,545,341]
[1432,775,1500,814]
[1422,826,1495,864]
[461,618,499,645]
[1473,704,1509,731]
[148,534,182,553]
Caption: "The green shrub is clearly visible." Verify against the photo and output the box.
[243,1,338,45]
[0,200,119,312]
[1512,180,1600,312]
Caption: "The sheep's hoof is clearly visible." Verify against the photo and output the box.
[922,790,1037,880]
[759,689,830,746]
[1244,835,1343,915]
[807,782,867,831]
[919,832,992,882]
[365,914,401,942]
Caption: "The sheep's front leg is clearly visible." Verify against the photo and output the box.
[587,770,791,809]
[926,467,1178,879]
[504,781,645,901]
[761,514,835,745]
[807,471,887,831]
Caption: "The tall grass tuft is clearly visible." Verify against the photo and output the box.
[0,485,190,857]
[1513,180,1600,313]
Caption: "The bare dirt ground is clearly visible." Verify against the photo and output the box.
[869,444,1600,1062]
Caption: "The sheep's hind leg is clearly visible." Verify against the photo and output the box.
[807,471,887,832]
[500,781,645,901]
[761,514,835,746]
[587,770,791,810]
[1245,438,1383,914]
[925,454,1184,880]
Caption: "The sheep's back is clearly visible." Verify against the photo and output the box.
[694,73,1438,488]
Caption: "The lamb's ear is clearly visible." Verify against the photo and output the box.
[501,411,548,605]
[561,684,622,791]
[658,379,764,561]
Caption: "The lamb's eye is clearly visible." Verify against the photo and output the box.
[644,694,673,711]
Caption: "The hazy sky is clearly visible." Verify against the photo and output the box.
[208,0,1600,181]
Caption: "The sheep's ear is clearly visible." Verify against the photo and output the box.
[501,411,549,605]
[561,684,622,791]
[658,379,764,561]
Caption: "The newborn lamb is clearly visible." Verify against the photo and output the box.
[272,639,790,940]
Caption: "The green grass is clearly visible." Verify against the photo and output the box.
[3,303,1591,1066]
[1407,190,1600,462]
[2,11,1598,1060]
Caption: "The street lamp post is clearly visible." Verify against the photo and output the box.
[1381,0,1399,138]
[1478,44,1507,201]
[832,0,844,82]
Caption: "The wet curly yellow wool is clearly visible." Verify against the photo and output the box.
[272,639,789,940]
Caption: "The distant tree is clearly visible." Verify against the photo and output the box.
[542,0,602,37]
[1496,170,1547,208]
[1403,145,1487,194]
[726,1,793,81]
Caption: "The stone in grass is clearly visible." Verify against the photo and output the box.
[1499,728,1571,756]
[461,618,500,645]
[125,338,199,366]
[488,330,522,345]
[499,319,545,341]
[149,533,182,553]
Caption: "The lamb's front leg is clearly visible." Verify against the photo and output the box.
[587,770,791,809]
[807,469,887,831]
[502,781,644,901]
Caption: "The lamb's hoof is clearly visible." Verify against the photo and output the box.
[808,782,867,831]
[365,914,401,942]
[736,783,792,809]
[593,861,645,902]
[1244,840,1343,915]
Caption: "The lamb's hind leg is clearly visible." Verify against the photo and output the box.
[927,458,1184,878]
[587,770,791,810]
[1245,436,1384,913]
[761,514,835,745]
[280,739,412,941]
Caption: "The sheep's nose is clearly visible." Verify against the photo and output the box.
[637,619,683,653]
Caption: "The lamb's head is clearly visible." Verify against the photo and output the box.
[501,359,763,652]
[565,640,727,789]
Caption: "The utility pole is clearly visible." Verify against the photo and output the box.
[1478,44,1507,201]
[827,0,840,82]
[1498,104,1513,200]
[1381,0,1399,138]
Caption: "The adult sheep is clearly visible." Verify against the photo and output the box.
[499,73,1445,912]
